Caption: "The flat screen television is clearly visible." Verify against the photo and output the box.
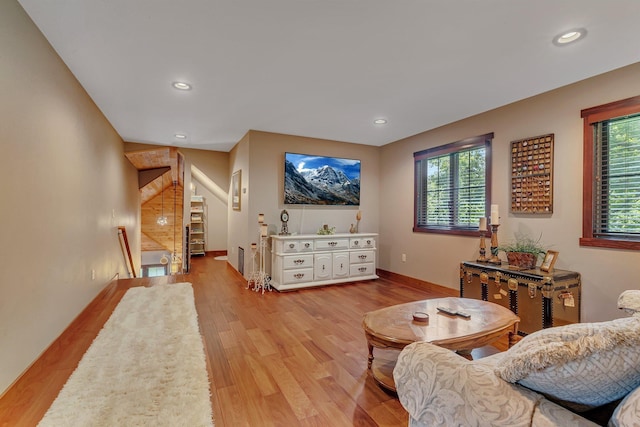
[284,152,360,205]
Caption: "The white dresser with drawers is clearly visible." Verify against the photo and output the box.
[270,233,378,291]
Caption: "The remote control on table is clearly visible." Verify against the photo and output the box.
[437,306,458,315]
[437,306,471,318]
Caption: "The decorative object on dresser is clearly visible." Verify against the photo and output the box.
[460,261,581,335]
[488,223,501,264]
[487,204,501,264]
[510,133,554,214]
[279,209,290,235]
[317,224,336,235]
[476,217,488,262]
[247,213,271,293]
[498,232,547,270]
[540,250,559,272]
[270,233,377,291]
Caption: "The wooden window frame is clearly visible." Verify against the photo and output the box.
[413,133,493,236]
[580,95,640,250]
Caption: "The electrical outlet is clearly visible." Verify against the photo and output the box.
[402,253,406,262]
[91,269,96,280]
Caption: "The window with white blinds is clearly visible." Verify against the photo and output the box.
[581,95,640,250]
[594,114,640,237]
[414,133,492,235]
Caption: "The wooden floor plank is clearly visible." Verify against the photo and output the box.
[243,352,279,397]
[263,354,319,421]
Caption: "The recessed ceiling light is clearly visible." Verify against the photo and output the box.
[553,28,587,46]
[373,118,387,125]
[174,133,187,139]
[172,81,192,90]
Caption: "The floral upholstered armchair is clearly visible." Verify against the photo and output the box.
[393,290,640,427]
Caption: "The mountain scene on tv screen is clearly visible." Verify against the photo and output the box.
[285,158,360,205]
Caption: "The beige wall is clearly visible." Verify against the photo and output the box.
[0,0,140,394]
[123,142,230,253]
[181,148,230,252]
[229,130,380,275]
[228,132,251,271]
[380,62,640,323]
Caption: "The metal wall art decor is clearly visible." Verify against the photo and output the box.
[510,134,554,214]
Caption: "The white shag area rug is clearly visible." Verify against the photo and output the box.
[39,282,213,427]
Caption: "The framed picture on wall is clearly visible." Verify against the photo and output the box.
[284,152,360,205]
[232,170,241,211]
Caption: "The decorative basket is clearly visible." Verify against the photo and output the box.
[506,252,537,269]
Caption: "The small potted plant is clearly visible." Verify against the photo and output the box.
[498,232,546,269]
[317,224,336,235]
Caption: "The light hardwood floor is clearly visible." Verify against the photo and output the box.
[0,255,504,426]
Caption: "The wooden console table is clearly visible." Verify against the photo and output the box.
[460,261,581,335]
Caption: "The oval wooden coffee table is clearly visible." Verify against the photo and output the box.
[362,297,520,392]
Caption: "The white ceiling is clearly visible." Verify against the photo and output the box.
[18,0,640,152]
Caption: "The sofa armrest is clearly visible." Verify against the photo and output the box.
[618,290,640,316]
[394,342,543,427]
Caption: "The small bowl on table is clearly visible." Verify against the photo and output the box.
[412,311,429,323]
